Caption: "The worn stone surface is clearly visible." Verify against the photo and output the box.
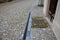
[31,28,57,40]
[32,17,49,28]
[31,7,57,40]
[0,0,39,40]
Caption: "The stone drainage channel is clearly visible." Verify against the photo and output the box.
[23,6,57,40]
[23,12,32,40]
[23,6,33,40]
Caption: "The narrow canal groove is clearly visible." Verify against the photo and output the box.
[23,12,32,40]
[23,6,35,40]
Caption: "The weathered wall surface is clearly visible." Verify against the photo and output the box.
[38,0,44,5]
[52,0,60,40]
[43,0,50,16]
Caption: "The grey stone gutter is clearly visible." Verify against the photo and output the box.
[23,5,36,40]
[23,12,32,40]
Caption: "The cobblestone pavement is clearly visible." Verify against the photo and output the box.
[0,0,39,40]
[31,28,57,40]
[0,0,56,40]
[31,7,57,40]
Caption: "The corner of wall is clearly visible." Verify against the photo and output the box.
[52,20,60,40]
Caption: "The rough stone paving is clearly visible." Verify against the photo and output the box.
[31,7,57,40]
[0,0,57,40]
[0,0,39,40]
[31,28,57,40]
[32,17,49,28]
